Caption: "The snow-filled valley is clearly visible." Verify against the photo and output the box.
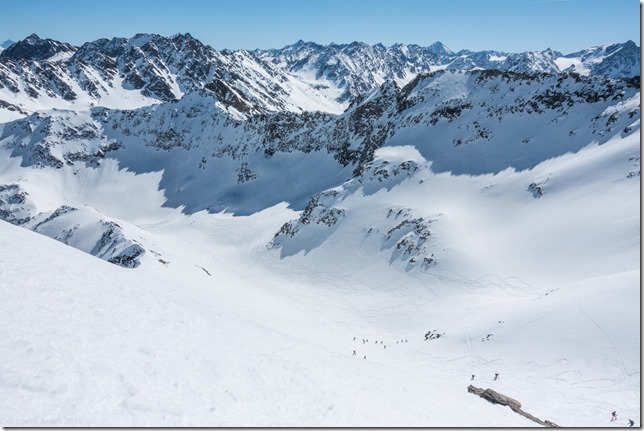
[0,34,640,427]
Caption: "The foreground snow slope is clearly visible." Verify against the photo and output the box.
[0,217,538,427]
[0,124,639,426]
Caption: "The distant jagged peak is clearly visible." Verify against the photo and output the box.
[170,32,197,42]
[125,32,186,49]
[280,39,325,51]
[427,41,453,55]
[168,32,211,50]
[0,33,77,61]
[600,40,639,50]
[278,40,384,53]
[127,32,157,46]
[565,40,640,58]
[1,39,16,49]
[621,39,638,49]
[541,47,564,57]
[602,40,640,56]
[23,33,43,43]
[346,40,369,49]
[256,39,326,60]
[266,39,455,57]
[77,32,213,59]
[74,36,128,59]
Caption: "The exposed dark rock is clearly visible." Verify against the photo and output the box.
[468,385,560,427]
[237,162,258,183]
[0,184,34,225]
[0,34,76,61]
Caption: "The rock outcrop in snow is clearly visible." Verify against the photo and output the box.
[468,385,560,427]
[0,183,144,268]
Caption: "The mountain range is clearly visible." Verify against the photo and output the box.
[0,33,639,121]
[0,33,640,426]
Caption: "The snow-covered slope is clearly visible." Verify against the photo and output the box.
[0,129,639,426]
[0,34,640,427]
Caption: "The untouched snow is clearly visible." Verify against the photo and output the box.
[554,56,589,75]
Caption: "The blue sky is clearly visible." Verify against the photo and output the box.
[0,0,640,53]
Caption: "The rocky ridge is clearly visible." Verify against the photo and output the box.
[0,33,639,121]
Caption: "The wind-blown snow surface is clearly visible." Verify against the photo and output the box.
[0,128,640,426]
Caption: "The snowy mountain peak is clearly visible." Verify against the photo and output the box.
[0,33,77,61]
[171,31,196,41]
[557,40,641,78]
[427,41,453,55]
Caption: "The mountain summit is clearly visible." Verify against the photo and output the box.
[0,33,76,61]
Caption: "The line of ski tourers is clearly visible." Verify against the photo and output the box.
[350,335,637,426]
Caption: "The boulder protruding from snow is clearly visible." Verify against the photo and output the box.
[467,385,560,427]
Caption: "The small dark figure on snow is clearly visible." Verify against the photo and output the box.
[471,374,475,381]
[494,373,499,380]
[628,419,634,427]
[352,350,356,356]
[611,411,617,422]
[384,345,386,349]
[353,337,356,341]
[364,356,366,360]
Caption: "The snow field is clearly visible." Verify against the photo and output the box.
[1,219,540,427]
